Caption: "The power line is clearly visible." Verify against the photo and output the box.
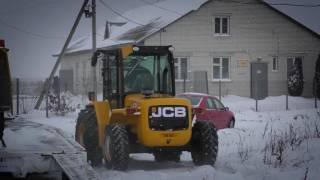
[225,0,320,7]
[139,0,183,15]
[0,17,66,40]
[269,3,320,7]
[98,0,145,26]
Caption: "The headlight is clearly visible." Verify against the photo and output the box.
[168,46,175,52]
[133,46,140,51]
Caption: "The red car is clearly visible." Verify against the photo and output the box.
[177,93,235,130]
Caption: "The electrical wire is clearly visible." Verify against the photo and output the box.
[224,0,320,7]
[0,17,66,39]
[98,0,145,26]
[268,3,320,7]
[139,0,183,15]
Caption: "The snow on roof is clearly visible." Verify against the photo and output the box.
[66,0,320,54]
[65,0,208,54]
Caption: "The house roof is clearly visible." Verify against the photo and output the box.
[65,0,209,54]
[262,0,320,39]
[65,0,320,55]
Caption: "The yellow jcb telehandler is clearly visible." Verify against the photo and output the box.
[75,45,218,170]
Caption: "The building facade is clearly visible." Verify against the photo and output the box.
[60,0,320,98]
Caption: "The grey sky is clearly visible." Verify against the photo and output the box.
[1,0,319,80]
[0,0,142,80]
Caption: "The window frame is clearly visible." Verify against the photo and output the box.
[272,56,279,72]
[212,56,231,81]
[174,57,190,81]
[213,16,230,36]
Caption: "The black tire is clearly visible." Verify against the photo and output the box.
[75,107,102,166]
[191,121,218,166]
[153,150,181,162]
[229,118,235,128]
[103,125,129,170]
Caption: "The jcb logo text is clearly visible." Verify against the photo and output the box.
[151,107,186,118]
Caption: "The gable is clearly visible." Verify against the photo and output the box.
[145,0,320,46]
[64,0,319,55]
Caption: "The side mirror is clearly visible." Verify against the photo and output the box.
[193,107,205,115]
[88,91,96,101]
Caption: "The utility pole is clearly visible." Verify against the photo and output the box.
[91,0,97,96]
[35,0,90,109]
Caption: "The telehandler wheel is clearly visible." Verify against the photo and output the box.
[103,125,129,170]
[75,108,102,166]
[153,150,181,162]
[191,121,218,166]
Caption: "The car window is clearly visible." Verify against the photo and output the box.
[213,98,224,109]
[177,95,202,106]
[205,98,216,109]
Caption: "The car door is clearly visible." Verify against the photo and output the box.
[212,98,230,128]
[204,97,224,129]
[195,96,209,121]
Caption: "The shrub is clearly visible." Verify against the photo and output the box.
[288,60,304,96]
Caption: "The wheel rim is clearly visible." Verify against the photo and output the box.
[104,135,112,162]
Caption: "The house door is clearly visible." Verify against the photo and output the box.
[251,62,268,100]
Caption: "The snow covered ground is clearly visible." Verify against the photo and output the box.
[16,95,320,180]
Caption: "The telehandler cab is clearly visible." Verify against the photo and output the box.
[75,45,218,170]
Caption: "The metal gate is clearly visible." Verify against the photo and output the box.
[251,62,268,100]
[192,71,209,94]
[59,69,74,93]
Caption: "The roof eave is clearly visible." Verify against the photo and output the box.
[260,0,320,39]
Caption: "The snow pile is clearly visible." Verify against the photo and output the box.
[15,95,320,180]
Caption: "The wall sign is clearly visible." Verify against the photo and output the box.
[237,59,249,68]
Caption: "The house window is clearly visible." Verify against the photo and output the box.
[214,16,230,35]
[287,56,303,71]
[174,57,189,80]
[272,56,279,71]
[213,57,230,80]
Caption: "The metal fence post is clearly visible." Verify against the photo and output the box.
[16,78,19,115]
[315,80,318,109]
[255,79,258,112]
[183,71,186,93]
[46,78,49,118]
[286,93,289,110]
[219,80,221,101]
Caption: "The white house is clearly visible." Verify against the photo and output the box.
[59,0,320,98]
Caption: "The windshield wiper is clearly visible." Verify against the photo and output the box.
[125,57,145,79]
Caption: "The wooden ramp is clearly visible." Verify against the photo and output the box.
[52,153,100,180]
[0,118,100,179]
